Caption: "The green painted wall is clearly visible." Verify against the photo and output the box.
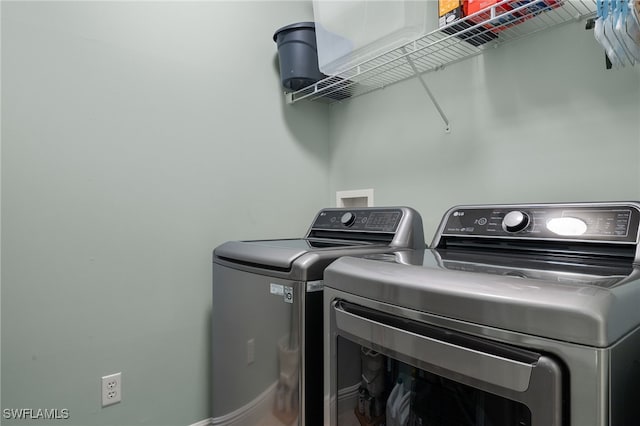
[3,1,640,426]
[329,22,640,240]
[1,2,328,425]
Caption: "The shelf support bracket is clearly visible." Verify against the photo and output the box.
[402,48,450,133]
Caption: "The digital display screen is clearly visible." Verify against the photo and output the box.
[561,210,630,238]
[365,212,401,231]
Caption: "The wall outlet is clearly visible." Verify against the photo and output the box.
[101,372,122,407]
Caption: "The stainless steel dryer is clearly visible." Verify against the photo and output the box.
[324,202,640,426]
[212,207,424,426]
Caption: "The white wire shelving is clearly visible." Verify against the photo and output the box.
[287,0,597,105]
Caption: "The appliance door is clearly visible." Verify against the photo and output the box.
[325,296,565,426]
[213,263,321,426]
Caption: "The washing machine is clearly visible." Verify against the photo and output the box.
[212,207,424,426]
[324,202,640,426]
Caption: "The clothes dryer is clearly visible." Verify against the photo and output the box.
[324,202,640,426]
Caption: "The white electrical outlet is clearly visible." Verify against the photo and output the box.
[101,372,122,407]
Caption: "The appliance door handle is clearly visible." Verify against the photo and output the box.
[333,301,535,392]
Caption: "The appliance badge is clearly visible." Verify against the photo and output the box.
[283,286,294,304]
[270,283,293,303]
[270,283,285,296]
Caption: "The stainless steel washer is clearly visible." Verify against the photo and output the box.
[212,207,424,426]
[324,202,640,426]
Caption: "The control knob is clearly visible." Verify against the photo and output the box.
[502,211,530,233]
[340,212,356,227]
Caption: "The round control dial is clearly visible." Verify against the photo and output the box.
[502,211,530,233]
[340,212,356,227]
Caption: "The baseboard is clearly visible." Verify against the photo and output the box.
[204,382,359,426]
[211,381,278,426]
[189,418,213,426]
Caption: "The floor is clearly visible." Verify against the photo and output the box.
[337,410,360,426]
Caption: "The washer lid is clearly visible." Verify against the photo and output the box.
[213,238,370,270]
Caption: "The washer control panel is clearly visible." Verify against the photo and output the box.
[312,209,403,233]
[441,204,640,243]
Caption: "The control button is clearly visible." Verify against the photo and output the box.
[477,217,488,226]
[340,212,356,227]
[502,211,530,233]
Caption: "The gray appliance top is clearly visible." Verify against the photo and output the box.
[213,206,424,281]
[324,202,640,347]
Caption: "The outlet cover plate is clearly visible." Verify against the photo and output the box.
[101,372,122,407]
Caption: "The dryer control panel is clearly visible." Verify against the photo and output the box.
[439,203,640,244]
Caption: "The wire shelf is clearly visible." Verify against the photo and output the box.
[287,0,597,104]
